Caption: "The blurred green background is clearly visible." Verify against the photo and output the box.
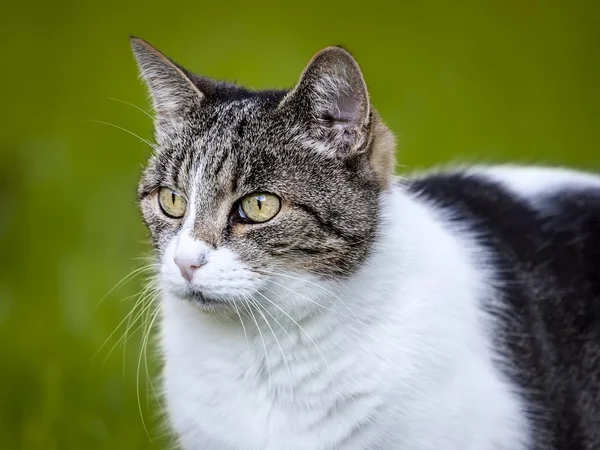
[1,0,599,449]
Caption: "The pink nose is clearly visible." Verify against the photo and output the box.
[174,256,204,282]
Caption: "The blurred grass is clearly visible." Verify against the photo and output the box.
[0,0,599,449]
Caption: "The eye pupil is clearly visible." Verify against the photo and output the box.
[257,199,262,210]
[171,192,176,205]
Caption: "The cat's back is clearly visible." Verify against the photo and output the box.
[406,165,600,450]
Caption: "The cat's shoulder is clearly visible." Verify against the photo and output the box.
[401,164,600,265]
[402,164,600,214]
[401,164,600,285]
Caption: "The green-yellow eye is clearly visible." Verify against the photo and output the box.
[239,193,281,223]
[158,187,187,218]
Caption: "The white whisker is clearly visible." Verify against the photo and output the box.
[252,289,334,394]
[107,96,155,120]
[95,264,156,309]
[94,279,159,363]
[259,269,359,320]
[90,119,157,150]
[121,279,160,368]
[249,294,293,386]
[142,303,162,404]
[259,274,360,324]
[119,296,159,381]
[231,298,249,348]
[136,301,161,444]
[242,295,272,388]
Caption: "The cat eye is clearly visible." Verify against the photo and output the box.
[238,193,281,223]
[158,187,187,218]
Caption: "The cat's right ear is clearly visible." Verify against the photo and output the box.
[130,37,209,117]
[278,46,372,158]
[280,46,396,189]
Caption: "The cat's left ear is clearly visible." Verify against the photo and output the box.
[280,46,371,156]
[130,37,212,118]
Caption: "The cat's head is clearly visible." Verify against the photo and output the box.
[132,37,395,313]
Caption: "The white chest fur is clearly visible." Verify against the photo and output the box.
[159,186,530,450]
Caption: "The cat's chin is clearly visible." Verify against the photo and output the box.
[179,291,231,312]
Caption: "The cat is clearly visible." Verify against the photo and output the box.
[130,37,600,450]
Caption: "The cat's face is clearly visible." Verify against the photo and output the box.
[132,38,395,311]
